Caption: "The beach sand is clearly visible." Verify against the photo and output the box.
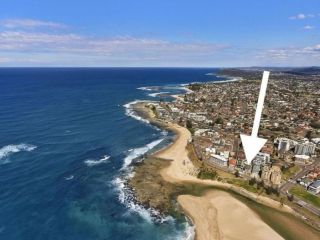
[178,191,284,240]
[153,123,289,240]
[132,103,319,239]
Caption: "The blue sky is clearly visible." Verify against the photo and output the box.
[0,0,319,67]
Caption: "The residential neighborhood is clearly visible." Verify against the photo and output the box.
[148,69,320,219]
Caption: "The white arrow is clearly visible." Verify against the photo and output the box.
[240,71,270,164]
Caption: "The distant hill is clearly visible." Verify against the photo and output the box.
[284,67,320,76]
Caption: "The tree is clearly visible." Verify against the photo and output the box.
[215,117,223,125]
[186,119,193,129]
[266,186,272,195]
[287,194,294,202]
[249,178,256,186]
[305,130,313,139]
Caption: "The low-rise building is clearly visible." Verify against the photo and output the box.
[308,180,320,194]
[208,154,228,167]
[294,142,316,156]
[295,155,311,165]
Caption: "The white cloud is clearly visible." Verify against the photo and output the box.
[303,44,320,52]
[0,19,66,29]
[257,44,320,62]
[289,13,306,20]
[0,31,83,50]
[0,30,228,66]
[303,25,315,30]
[0,18,319,67]
[0,57,11,63]
[289,13,317,20]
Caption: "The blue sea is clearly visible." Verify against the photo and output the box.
[0,68,224,240]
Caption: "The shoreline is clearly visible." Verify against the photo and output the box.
[150,113,293,214]
[128,100,320,240]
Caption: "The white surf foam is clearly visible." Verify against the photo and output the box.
[183,223,195,240]
[137,86,153,91]
[84,155,110,167]
[162,85,193,94]
[214,76,243,83]
[123,100,151,124]
[122,138,164,169]
[0,143,37,164]
[112,173,176,224]
[64,175,74,180]
[161,130,168,136]
[112,137,168,222]
[147,92,170,97]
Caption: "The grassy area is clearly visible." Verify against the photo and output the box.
[282,165,300,180]
[289,185,320,208]
[197,169,218,180]
[227,178,259,194]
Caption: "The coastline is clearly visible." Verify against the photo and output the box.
[128,100,320,240]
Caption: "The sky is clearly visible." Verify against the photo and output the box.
[0,0,320,67]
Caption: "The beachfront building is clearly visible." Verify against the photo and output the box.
[255,152,271,165]
[250,152,271,178]
[251,161,262,178]
[294,142,316,156]
[261,165,282,187]
[208,154,228,167]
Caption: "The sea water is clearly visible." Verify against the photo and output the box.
[0,68,224,240]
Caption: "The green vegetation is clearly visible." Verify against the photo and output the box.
[227,178,259,193]
[186,119,194,135]
[150,105,157,117]
[289,185,320,208]
[215,116,223,124]
[188,83,201,91]
[197,169,218,180]
[227,178,281,197]
[282,165,300,180]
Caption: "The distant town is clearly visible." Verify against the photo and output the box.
[146,67,320,224]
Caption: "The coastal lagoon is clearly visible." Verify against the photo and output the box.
[0,68,223,240]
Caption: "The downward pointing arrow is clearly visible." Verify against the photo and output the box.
[240,71,270,164]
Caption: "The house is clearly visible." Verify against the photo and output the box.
[294,155,310,165]
[308,180,320,195]
[228,158,237,169]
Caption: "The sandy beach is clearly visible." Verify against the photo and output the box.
[131,102,320,239]
[154,123,293,211]
[153,122,291,240]
[178,191,284,240]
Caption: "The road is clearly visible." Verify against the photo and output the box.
[280,159,320,216]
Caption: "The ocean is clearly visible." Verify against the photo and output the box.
[0,68,225,240]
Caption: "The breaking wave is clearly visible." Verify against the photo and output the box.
[148,92,170,97]
[64,175,74,180]
[84,155,110,167]
[122,138,164,169]
[0,143,37,164]
[137,86,154,91]
[112,137,166,222]
[123,100,151,124]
